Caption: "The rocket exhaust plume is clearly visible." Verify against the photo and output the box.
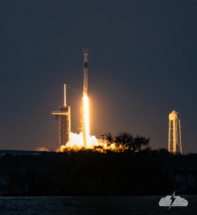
[82,47,89,147]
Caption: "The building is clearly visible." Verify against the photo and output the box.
[0,150,43,158]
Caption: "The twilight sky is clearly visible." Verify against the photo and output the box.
[0,0,197,153]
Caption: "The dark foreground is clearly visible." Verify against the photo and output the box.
[0,196,196,215]
[0,149,197,196]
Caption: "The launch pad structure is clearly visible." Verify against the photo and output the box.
[50,84,71,149]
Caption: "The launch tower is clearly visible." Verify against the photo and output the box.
[50,84,71,149]
[168,110,182,154]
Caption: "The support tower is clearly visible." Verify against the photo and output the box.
[168,110,182,154]
[50,84,71,149]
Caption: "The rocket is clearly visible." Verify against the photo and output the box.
[82,47,88,147]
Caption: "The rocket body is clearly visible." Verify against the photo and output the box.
[83,48,88,96]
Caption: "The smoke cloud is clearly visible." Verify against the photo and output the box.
[36,133,116,153]
[59,132,116,152]
[36,147,49,151]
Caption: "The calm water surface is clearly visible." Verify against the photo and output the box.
[0,196,196,215]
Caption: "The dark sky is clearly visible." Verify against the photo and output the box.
[0,0,197,153]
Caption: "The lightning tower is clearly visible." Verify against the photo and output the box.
[168,110,182,154]
[50,84,71,149]
[83,48,88,147]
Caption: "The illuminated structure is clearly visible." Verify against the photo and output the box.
[82,48,89,147]
[168,110,182,154]
[50,84,71,149]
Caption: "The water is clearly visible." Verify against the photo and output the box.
[0,196,196,215]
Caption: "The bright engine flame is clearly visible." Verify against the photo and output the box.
[83,94,90,147]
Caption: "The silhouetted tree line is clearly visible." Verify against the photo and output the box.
[0,132,197,196]
[105,132,150,152]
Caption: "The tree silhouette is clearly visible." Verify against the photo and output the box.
[133,135,150,151]
[105,132,150,152]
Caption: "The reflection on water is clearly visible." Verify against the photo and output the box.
[0,196,196,215]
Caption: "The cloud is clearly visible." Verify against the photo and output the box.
[159,195,188,207]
